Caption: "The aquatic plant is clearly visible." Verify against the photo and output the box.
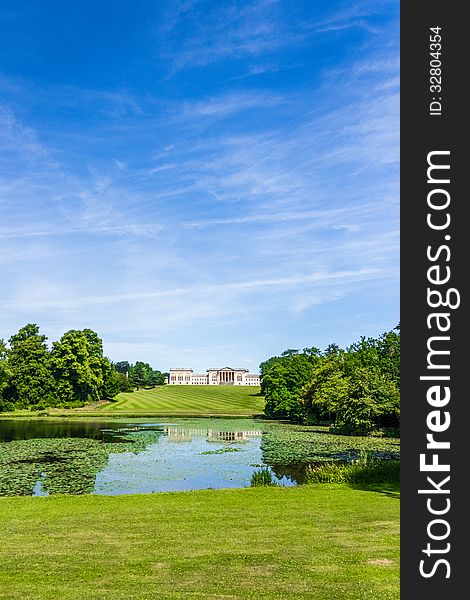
[0,429,162,496]
[201,447,241,455]
[305,459,400,484]
[250,468,277,487]
[260,422,400,465]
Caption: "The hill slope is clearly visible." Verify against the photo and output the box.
[99,385,264,416]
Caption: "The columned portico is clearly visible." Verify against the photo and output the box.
[211,367,247,385]
[220,370,235,383]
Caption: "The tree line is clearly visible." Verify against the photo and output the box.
[0,324,167,412]
[113,361,167,391]
[260,325,400,435]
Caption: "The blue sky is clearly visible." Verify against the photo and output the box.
[0,0,399,372]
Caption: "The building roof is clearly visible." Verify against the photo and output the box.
[206,367,249,372]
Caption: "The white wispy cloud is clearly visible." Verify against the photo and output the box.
[0,1,399,369]
[177,90,285,119]
[160,0,295,73]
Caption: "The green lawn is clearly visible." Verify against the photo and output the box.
[97,385,264,416]
[0,484,399,599]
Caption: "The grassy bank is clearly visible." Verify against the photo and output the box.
[97,385,264,417]
[0,484,399,599]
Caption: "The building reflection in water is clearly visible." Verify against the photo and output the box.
[162,427,308,484]
[165,427,262,443]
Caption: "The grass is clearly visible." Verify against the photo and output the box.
[305,452,400,484]
[96,385,265,417]
[0,484,399,599]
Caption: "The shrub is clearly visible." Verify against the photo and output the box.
[250,468,278,487]
[305,458,399,484]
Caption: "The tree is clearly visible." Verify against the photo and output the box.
[51,329,107,405]
[0,339,11,394]
[302,355,349,423]
[4,324,57,408]
[129,362,147,389]
[301,327,401,434]
[102,359,121,399]
[262,351,321,421]
[332,368,400,435]
[114,361,130,375]
[324,343,341,356]
[376,325,400,387]
[263,326,401,434]
[123,362,165,390]
[148,369,163,387]
[116,371,134,392]
[0,339,13,411]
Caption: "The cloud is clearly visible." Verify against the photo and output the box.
[160,0,398,75]
[182,202,394,230]
[0,2,399,369]
[177,90,284,120]
[0,223,165,240]
[160,0,296,73]
[0,103,51,163]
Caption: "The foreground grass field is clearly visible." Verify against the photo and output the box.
[96,385,264,416]
[0,484,399,600]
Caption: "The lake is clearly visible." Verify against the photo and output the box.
[0,418,290,496]
[0,418,400,496]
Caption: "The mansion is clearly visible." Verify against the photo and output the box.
[168,367,261,386]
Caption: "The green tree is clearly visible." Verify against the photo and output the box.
[4,324,57,408]
[301,354,349,424]
[262,351,321,421]
[0,339,11,394]
[302,327,400,434]
[0,339,13,411]
[102,359,120,399]
[376,325,400,387]
[332,368,400,435]
[114,361,130,375]
[148,369,163,387]
[116,371,134,392]
[129,362,147,390]
[263,326,400,434]
[51,329,106,405]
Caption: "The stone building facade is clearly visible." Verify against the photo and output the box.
[168,367,261,386]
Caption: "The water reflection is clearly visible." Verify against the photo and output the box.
[270,463,309,485]
[0,419,296,496]
[0,418,157,443]
[32,474,49,497]
[165,427,263,443]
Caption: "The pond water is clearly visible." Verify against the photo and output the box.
[0,418,291,496]
[0,418,400,497]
